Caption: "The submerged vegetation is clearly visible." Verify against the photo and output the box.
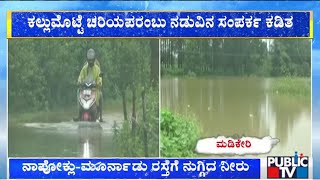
[160,110,201,157]
[271,77,310,98]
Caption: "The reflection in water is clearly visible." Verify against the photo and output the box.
[161,77,311,156]
[78,122,102,158]
[259,92,277,138]
[83,140,90,158]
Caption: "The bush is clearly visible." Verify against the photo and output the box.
[112,89,159,157]
[160,110,201,157]
[161,65,184,77]
[271,77,310,99]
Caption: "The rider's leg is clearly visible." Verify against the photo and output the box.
[100,92,103,122]
[74,88,81,121]
[78,107,82,121]
[73,106,81,121]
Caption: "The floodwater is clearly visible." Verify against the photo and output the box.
[9,105,124,157]
[161,77,311,157]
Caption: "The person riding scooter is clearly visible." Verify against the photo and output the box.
[83,52,104,121]
[74,48,103,122]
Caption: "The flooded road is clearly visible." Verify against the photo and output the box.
[9,106,123,157]
[161,77,311,156]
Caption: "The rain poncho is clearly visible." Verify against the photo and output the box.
[77,63,102,106]
[84,59,100,68]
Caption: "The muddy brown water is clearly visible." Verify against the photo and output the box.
[9,106,124,157]
[161,77,311,156]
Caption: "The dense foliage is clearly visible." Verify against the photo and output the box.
[160,110,201,157]
[161,39,311,77]
[9,39,159,157]
[113,88,159,157]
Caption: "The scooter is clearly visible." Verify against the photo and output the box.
[76,80,103,157]
[78,80,101,122]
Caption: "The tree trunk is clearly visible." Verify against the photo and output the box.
[165,39,168,68]
[142,88,148,157]
[150,40,159,88]
[169,40,172,68]
[178,40,183,68]
[131,87,137,136]
[121,90,128,121]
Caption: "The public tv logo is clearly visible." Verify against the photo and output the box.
[267,152,308,179]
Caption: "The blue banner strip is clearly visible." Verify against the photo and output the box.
[8,11,311,38]
[9,158,260,179]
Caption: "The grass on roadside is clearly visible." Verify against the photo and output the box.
[160,109,201,157]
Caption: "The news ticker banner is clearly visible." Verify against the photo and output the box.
[9,158,260,179]
[9,152,313,179]
[6,11,313,38]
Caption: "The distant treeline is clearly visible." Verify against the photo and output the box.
[161,39,311,77]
